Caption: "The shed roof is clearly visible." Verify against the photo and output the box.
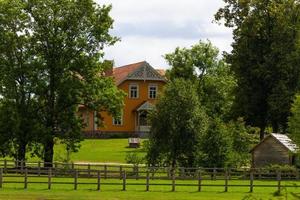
[250,133,298,153]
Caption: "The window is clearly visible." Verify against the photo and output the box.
[113,112,123,126]
[149,85,157,99]
[129,84,139,98]
[113,117,122,125]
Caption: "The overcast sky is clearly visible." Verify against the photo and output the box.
[96,0,233,69]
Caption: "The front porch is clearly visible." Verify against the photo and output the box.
[135,101,153,136]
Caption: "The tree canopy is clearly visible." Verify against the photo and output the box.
[215,0,300,139]
[0,0,125,164]
[146,79,208,168]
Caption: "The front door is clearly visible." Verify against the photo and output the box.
[137,110,150,132]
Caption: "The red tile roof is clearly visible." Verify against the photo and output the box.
[156,69,166,76]
[112,61,146,84]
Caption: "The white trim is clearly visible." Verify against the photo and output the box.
[148,84,158,99]
[129,83,139,99]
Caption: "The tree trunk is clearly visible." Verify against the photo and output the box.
[44,139,54,167]
[17,141,27,167]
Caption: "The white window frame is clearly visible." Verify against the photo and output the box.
[148,84,158,99]
[112,112,123,126]
[129,83,139,99]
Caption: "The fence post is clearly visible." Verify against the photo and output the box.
[104,165,107,179]
[74,170,78,190]
[97,171,101,191]
[250,171,254,193]
[88,164,91,177]
[224,170,228,192]
[4,160,7,174]
[277,170,281,193]
[198,169,202,192]
[48,168,52,190]
[135,165,139,180]
[172,169,175,192]
[151,167,155,180]
[119,166,123,179]
[21,160,24,174]
[122,171,126,191]
[146,171,150,191]
[24,168,28,189]
[37,161,41,177]
[0,168,3,189]
[212,168,216,180]
[181,167,185,178]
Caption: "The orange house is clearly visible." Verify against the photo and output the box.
[80,61,167,137]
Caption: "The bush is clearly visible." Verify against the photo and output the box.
[125,152,144,165]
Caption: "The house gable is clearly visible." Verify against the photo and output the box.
[117,61,166,85]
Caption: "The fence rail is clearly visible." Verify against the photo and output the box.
[0,160,299,192]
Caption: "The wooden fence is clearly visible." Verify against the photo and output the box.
[0,160,299,192]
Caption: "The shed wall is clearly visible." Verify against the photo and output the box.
[252,137,290,168]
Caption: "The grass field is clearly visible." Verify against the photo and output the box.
[6,139,146,164]
[54,139,146,163]
[1,139,300,199]
[0,180,300,200]
[0,177,300,200]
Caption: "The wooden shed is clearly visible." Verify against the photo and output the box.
[250,133,298,168]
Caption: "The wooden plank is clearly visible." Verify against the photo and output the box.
[88,164,91,177]
[250,171,254,193]
[135,165,139,180]
[74,170,78,190]
[277,170,281,193]
[122,171,126,191]
[38,161,41,177]
[24,168,28,189]
[48,168,52,190]
[97,171,101,191]
[224,170,228,192]
[213,168,216,180]
[146,171,150,191]
[119,166,123,179]
[104,165,107,179]
[198,170,202,192]
[0,168,3,188]
[4,160,7,174]
[172,170,175,192]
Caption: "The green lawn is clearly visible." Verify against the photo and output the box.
[54,139,146,163]
[0,178,299,200]
[3,139,145,164]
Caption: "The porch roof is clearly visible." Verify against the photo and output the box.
[135,101,154,111]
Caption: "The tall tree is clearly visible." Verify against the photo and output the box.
[27,0,124,165]
[0,0,42,161]
[165,40,236,120]
[0,0,125,165]
[147,79,208,168]
[215,0,300,139]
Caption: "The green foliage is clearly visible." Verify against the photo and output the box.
[165,40,236,120]
[0,0,125,163]
[199,118,232,168]
[288,94,300,146]
[125,152,144,166]
[216,0,300,138]
[147,79,208,168]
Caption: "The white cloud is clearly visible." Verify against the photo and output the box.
[96,0,233,68]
